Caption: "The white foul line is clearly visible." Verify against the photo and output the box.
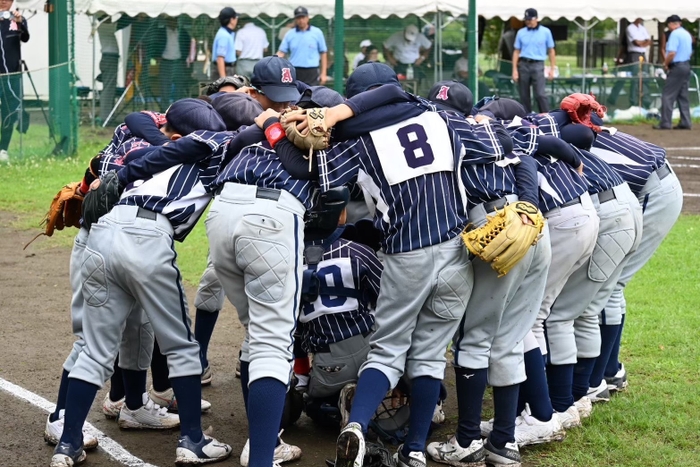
[684,193,700,197]
[0,376,159,467]
[668,155,700,161]
[665,147,700,151]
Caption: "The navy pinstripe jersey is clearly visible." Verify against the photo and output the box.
[505,119,588,212]
[316,109,469,254]
[117,131,232,241]
[440,112,522,209]
[590,130,666,194]
[523,113,624,195]
[213,142,319,210]
[101,111,166,157]
[299,237,382,354]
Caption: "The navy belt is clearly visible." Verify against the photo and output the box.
[256,187,282,201]
[560,196,582,209]
[483,196,511,213]
[136,206,157,220]
[519,58,543,63]
[656,163,671,180]
[597,188,617,204]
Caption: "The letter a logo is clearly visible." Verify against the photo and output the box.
[281,68,293,83]
[436,85,450,101]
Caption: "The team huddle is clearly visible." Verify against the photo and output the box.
[40,56,683,467]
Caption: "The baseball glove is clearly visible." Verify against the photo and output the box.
[204,75,251,95]
[81,170,124,231]
[24,182,85,249]
[560,93,607,132]
[462,201,546,277]
[281,107,331,171]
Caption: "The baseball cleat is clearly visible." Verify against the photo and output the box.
[513,409,566,447]
[50,441,86,467]
[586,380,611,403]
[483,438,521,467]
[102,394,125,419]
[395,445,427,467]
[427,436,486,466]
[44,410,98,450]
[574,397,593,419]
[338,383,356,429]
[605,363,628,393]
[201,366,213,386]
[148,386,212,413]
[117,392,180,430]
[175,433,232,465]
[239,429,302,466]
[432,400,446,425]
[555,405,582,429]
[335,421,365,467]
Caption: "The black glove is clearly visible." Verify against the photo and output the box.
[81,170,123,230]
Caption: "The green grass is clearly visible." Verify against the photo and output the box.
[2,129,700,466]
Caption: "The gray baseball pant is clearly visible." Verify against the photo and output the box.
[63,226,153,374]
[547,184,641,365]
[600,167,683,326]
[206,183,304,385]
[453,200,551,386]
[532,193,600,354]
[70,205,200,386]
[361,235,473,388]
[194,255,225,312]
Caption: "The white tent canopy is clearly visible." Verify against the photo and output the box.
[13,0,700,21]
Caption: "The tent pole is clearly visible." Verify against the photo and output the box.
[467,0,478,101]
[434,11,440,84]
[91,15,96,128]
[334,0,344,93]
[582,20,588,90]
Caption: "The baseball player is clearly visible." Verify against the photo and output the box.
[297,188,382,412]
[191,57,306,386]
[521,112,643,416]
[297,63,478,467]
[50,100,239,467]
[45,105,207,452]
[421,82,554,466]
[572,116,683,394]
[478,103,600,435]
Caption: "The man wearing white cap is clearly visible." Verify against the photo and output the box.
[352,39,372,70]
[383,24,432,76]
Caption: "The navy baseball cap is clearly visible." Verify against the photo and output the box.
[219,7,237,21]
[666,14,682,24]
[165,98,226,135]
[524,8,538,20]
[297,86,344,108]
[346,62,400,98]
[212,93,263,130]
[477,97,528,121]
[294,6,309,17]
[428,81,474,115]
[251,56,301,104]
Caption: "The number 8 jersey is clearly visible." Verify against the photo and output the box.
[317,109,468,254]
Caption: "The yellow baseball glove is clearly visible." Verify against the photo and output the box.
[462,201,546,277]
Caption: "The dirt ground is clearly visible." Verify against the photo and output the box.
[0,125,697,467]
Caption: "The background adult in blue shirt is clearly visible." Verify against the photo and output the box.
[277,6,328,86]
[213,7,238,79]
[656,15,693,130]
[512,8,556,113]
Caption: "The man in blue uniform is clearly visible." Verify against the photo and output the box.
[213,7,238,78]
[277,6,328,85]
[512,8,556,113]
[655,15,693,130]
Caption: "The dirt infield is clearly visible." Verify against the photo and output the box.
[0,124,697,467]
